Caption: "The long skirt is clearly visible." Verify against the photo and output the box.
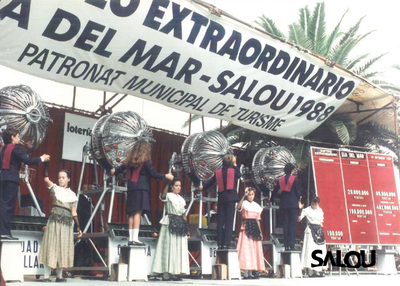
[39,220,74,268]
[301,226,327,272]
[151,224,189,275]
[237,230,265,270]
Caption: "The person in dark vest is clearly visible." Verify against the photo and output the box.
[271,163,301,250]
[199,154,241,249]
[110,140,174,245]
[0,128,50,240]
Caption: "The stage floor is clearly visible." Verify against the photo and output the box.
[6,273,400,286]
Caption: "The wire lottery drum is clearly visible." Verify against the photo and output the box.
[252,146,297,192]
[90,111,154,170]
[181,130,232,185]
[0,85,52,151]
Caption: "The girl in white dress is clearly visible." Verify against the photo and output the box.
[39,163,82,282]
[151,178,190,281]
[298,196,327,277]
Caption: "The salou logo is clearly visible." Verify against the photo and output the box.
[311,250,376,268]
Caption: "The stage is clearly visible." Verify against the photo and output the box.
[6,272,400,286]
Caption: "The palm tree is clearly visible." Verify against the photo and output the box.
[255,2,398,163]
[183,2,398,170]
[257,2,400,95]
[257,3,375,78]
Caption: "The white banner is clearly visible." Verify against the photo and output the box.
[0,0,361,138]
[62,112,97,162]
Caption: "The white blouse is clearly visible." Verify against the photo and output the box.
[238,200,263,213]
[299,206,324,225]
[49,184,78,204]
[159,192,186,225]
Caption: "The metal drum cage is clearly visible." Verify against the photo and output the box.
[181,130,232,185]
[0,85,52,151]
[252,146,297,192]
[90,111,154,170]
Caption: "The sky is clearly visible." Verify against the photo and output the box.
[1,0,399,135]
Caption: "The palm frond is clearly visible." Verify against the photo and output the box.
[360,72,380,79]
[352,53,388,75]
[325,9,349,55]
[330,38,358,66]
[298,6,311,33]
[256,15,286,38]
[371,82,400,93]
[288,23,312,49]
[325,116,357,145]
[306,114,357,145]
[339,16,365,46]
[308,2,327,55]
[289,140,311,170]
[344,53,370,70]
[355,122,398,154]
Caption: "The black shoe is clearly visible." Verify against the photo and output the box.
[251,275,259,279]
[243,276,252,279]
[171,277,182,281]
[1,235,19,240]
[41,278,52,282]
[55,278,67,282]
[162,277,171,281]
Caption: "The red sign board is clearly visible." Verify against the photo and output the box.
[340,151,378,244]
[311,148,351,244]
[368,154,400,244]
[311,147,400,245]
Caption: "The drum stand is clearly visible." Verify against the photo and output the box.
[19,164,45,217]
[73,142,155,275]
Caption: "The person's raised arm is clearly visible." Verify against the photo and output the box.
[160,182,169,200]
[297,198,305,222]
[14,145,50,165]
[144,160,173,180]
[43,162,53,188]
[237,187,249,211]
[199,174,215,191]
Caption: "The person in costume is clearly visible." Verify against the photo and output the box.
[0,127,50,240]
[271,163,301,250]
[236,187,265,279]
[39,163,82,282]
[298,196,327,277]
[110,140,173,245]
[199,154,241,249]
[151,178,190,281]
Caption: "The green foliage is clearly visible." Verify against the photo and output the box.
[181,1,399,170]
[255,2,388,79]
[308,2,327,55]
[255,15,286,39]
[311,114,357,145]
